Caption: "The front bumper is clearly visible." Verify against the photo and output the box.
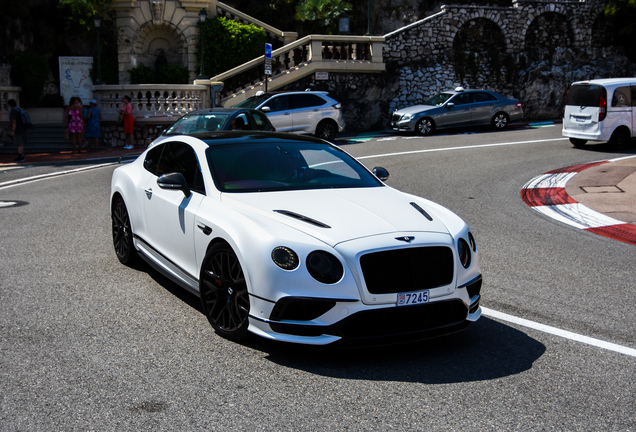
[247,276,482,346]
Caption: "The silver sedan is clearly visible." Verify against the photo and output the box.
[391,87,524,135]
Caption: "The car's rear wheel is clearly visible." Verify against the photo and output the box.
[569,138,587,148]
[315,120,338,142]
[111,196,138,265]
[416,118,435,136]
[200,243,250,341]
[491,112,509,130]
[609,127,631,150]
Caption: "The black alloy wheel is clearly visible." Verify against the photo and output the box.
[112,197,138,265]
[200,243,250,340]
[609,128,631,150]
[315,120,337,142]
[491,112,509,130]
[416,118,435,136]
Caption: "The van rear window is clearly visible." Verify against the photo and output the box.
[566,85,604,107]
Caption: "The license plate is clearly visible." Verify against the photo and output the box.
[397,290,429,306]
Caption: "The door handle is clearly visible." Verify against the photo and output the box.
[144,188,153,199]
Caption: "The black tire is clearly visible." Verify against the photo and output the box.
[200,243,250,341]
[569,138,587,148]
[491,112,509,130]
[609,128,631,150]
[416,118,435,136]
[315,120,337,142]
[111,196,139,265]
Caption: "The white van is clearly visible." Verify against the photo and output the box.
[562,78,635,149]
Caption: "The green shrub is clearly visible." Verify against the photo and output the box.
[129,64,156,84]
[203,17,267,77]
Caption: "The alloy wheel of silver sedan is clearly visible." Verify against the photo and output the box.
[491,112,509,129]
[200,243,250,340]
[416,118,435,135]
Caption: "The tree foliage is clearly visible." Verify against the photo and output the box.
[605,0,636,60]
[295,0,352,34]
[202,17,267,77]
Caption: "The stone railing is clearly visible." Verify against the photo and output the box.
[213,34,385,106]
[92,84,211,146]
[216,1,298,48]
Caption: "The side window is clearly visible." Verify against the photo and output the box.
[451,93,472,106]
[252,111,272,130]
[144,144,164,175]
[632,86,636,107]
[158,142,205,194]
[264,96,289,112]
[612,87,631,107]
[230,113,250,130]
[291,94,325,109]
[473,92,497,103]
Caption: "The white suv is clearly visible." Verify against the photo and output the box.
[233,90,346,142]
[562,78,636,149]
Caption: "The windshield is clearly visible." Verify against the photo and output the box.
[234,95,269,109]
[423,92,454,106]
[207,141,383,192]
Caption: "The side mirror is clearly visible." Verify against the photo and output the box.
[157,172,191,197]
[446,102,455,109]
[261,106,271,113]
[373,167,389,181]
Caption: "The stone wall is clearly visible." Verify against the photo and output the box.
[281,0,634,131]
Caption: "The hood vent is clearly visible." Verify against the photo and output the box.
[274,210,331,228]
[410,202,433,221]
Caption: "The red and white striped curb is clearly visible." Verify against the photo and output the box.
[521,157,636,246]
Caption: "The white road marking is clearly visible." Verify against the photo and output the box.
[0,162,119,190]
[357,137,569,160]
[483,307,636,357]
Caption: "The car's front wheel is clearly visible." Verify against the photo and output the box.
[315,120,338,142]
[111,196,138,265]
[416,118,435,135]
[491,112,509,130]
[200,243,250,341]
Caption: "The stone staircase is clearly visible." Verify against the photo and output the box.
[0,124,71,154]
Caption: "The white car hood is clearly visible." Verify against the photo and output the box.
[222,187,452,247]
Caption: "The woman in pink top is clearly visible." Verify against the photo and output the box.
[67,97,85,153]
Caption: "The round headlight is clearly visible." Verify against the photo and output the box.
[272,247,299,270]
[307,251,344,284]
[468,231,477,252]
[458,238,471,269]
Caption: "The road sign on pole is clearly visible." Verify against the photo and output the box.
[264,43,272,76]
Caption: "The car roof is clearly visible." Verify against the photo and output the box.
[252,90,330,98]
[184,108,257,115]
[185,130,330,146]
[571,78,636,87]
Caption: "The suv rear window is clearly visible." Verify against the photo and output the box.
[566,84,604,107]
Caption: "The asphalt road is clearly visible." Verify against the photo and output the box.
[1,124,634,431]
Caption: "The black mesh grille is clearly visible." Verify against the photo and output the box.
[360,247,454,294]
[391,113,402,123]
[270,300,470,344]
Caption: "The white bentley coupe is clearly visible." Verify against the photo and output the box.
[110,131,482,346]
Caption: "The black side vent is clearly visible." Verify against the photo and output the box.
[410,202,433,221]
[274,210,331,228]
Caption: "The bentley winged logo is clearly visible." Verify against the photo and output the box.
[396,236,415,243]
